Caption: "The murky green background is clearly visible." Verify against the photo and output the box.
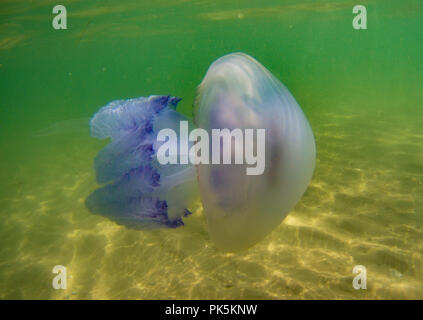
[0,0,422,299]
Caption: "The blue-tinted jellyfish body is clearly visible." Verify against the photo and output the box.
[85,95,197,229]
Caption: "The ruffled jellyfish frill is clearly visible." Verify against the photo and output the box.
[85,95,198,229]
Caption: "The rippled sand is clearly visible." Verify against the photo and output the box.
[0,106,421,300]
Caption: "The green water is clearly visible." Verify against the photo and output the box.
[1,0,422,299]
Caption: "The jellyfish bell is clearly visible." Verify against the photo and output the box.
[194,53,316,251]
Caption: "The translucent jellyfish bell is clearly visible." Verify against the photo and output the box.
[194,53,316,251]
[85,95,198,229]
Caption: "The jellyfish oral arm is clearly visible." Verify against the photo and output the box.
[86,95,197,229]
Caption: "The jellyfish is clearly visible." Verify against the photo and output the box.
[194,53,316,251]
[85,95,198,229]
[85,52,315,251]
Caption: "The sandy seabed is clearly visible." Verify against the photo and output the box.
[0,106,422,300]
